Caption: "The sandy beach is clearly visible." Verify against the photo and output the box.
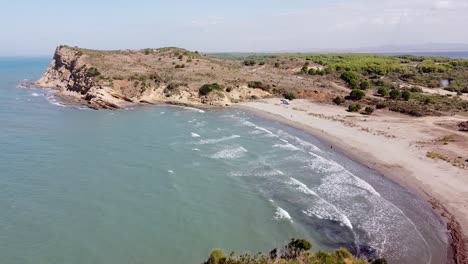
[238,98,468,263]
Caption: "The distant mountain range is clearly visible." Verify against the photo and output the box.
[297,43,468,54]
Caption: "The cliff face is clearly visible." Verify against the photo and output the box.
[35,46,272,109]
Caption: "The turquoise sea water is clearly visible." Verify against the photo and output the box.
[0,58,448,264]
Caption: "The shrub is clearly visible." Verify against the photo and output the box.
[274,62,280,68]
[377,87,389,96]
[410,87,423,93]
[308,68,316,75]
[349,79,359,89]
[365,106,375,115]
[402,90,412,101]
[376,102,387,109]
[349,89,365,100]
[199,83,223,96]
[287,238,312,256]
[360,80,371,89]
[259,61,265,65]
[87,67,101,76]
[207,249,226,264]
[248,81,270,91]
[301,66,309,74]
[333,96,345,105]
[243,60,256,66]
[144,48,153,55]
[225,87,232,92]
[348,103,362,112]
[340,71,359,83]
[283,92,296,100]
[390,89,401,99]
[178,55,183,60]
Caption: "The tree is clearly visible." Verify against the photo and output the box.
[287,238,312,257]
[360,80,371,90]
[207,249,226,264]
[389,89,401,99]
[402,90,412,101]
[349,89,366,100]
[377,87,389,97]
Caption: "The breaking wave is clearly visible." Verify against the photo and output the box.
[274,207,293,222]
[211,146,247,159]
[197,135,240,144]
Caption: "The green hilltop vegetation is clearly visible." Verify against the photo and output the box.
[209,52,468,116]
[203,238,387,264]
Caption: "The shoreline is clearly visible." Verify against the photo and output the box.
[235,99,468,264]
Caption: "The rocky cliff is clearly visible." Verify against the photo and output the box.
[35,46,273,109]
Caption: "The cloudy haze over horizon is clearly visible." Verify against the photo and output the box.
[1,0,468,55]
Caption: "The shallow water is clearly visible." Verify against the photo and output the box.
[0,58,448,263]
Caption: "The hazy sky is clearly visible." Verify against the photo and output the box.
[1,0,468,55]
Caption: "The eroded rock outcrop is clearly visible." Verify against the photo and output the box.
[35,46,272,109]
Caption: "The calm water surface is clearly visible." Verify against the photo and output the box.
[0,58,448,263]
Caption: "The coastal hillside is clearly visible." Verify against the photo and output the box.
[37,46,468,117]
[35,46,297,109]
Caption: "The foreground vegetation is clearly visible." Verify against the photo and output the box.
[203,238,387,264]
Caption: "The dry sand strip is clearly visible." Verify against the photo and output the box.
[237,98,468,264]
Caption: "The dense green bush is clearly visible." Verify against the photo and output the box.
[341,71,359,83]
[348,103,362,112]
[377,87,389,96]
[365,106,375,115]
[360,80,371,89]
[390,89,401,99]
[349,89,366,100]
[274,62,280,68]
[402,90,412,101]
[199,83,223,96]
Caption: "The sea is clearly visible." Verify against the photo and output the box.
[0,57,450,264]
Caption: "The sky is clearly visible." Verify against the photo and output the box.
[1,0,468,56]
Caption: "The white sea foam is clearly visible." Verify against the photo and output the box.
[303,204,353,229]
[160,112,165,114]
[274,207,293,222]
[273,143,300,151]
[191,133,201,138]
[45,94,66,108]
[276,130,322,152]
[211,146,247,159]
[192,148,201,151]
[198,135,240,144]
[168,170,174,174]
[241,121,277,137]
[287,177,318,196]
[31,93,40,97]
